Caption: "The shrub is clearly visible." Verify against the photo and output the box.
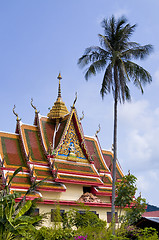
[35,226,75,240]
[116,224,158,240]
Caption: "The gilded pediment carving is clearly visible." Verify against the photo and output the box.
[57,119,86,162]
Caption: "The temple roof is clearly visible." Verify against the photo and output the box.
[0,74,124,199]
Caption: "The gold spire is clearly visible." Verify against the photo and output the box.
[47,73,69,119]
[57,73,62,99]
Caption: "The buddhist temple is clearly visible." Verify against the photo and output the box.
[0,74,123,225]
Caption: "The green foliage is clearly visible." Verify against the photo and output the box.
[0,167,43,239]
[116,225,158,240]
[115,172,137,209]
[74,210,106,229]
[1,169,157,240]
[62,208,77,229]
[35,225,158,240]
[115,172,146,225]
[32,206,158,240]
[126,195,146,225]
[137,227,158,240]
[51,205,63,229]
[61,207,106,230]
[35,226,75,240]
[78,15,153,103]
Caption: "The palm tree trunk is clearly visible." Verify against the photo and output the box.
[111,65,118,234]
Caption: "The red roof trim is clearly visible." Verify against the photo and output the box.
[142,211,159,217]
[15,198,112,207]
[95,192,112,196]
[55,178,103,186]
[92,187,112,196]
[11,185,66,192]
[58,170,99,178]
[37,187,66,192]
[40,199,112,208]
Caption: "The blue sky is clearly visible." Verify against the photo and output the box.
[0,0,159,206]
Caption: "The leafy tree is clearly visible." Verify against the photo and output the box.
[0,167,43,239]
[126,194,146,225]
[115,172,146,225]
[78,15,153,229]
[115,171,137,221]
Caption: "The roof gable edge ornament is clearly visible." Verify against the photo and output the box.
[36,114,49,157]
[71,92,77,109]
[93,135,110,172]
[12,105,23,134]
[31,98,40,114]
[13,105,21,122]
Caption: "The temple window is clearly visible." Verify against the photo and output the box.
[107,212,118,223]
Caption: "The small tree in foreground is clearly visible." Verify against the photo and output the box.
[115,172,146,225]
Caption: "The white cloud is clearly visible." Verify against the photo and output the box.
[127,129,152,163]
[136,169,159,205]
[118,99,159,170]
[137,175,150,192]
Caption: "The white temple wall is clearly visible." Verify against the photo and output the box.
[37,203,112,227]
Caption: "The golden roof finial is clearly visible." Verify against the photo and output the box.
[13,105,21,121]
[72,92,77,108]
[57,72,62,80]
[57,73,62,99]
[47,73,69,119]
[31,98,39,113]
[79,111,84,122]
[95,124,101,137]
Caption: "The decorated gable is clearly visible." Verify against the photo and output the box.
[56,109,89,163]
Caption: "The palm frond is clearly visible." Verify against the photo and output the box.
[98,34,113,52]
[118,63,131,102]
[122,44,153,60]
[124,85,131,101]
[116,16,127,32]
[78,14,153,99]
[100,63,112,98]
[78,47,109,68]
[125,60,152,93]
[84,64,96,80]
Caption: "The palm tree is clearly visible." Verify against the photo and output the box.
[78,15,153,229]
